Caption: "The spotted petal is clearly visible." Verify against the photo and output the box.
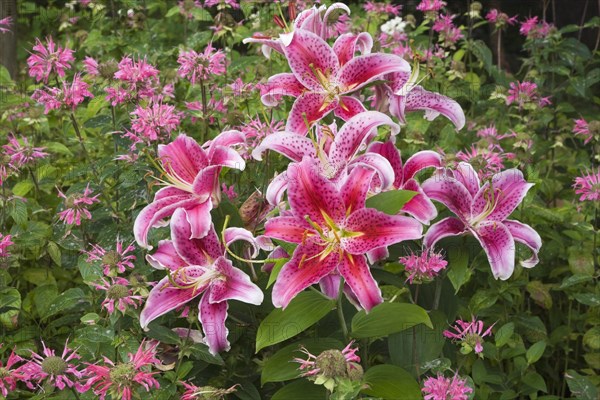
[286,92,338,135]
[252,132,316,162]
[423,217,467,249]
[272,241,339,309]
[341,165,376,214]
[266,172,289,206]
[392,86,466,130]
[402,179,438,224]
[338,254,383,312]
[343,208,423,254]
[338,53,411,93]
[146,240,185,271]
[403,151,443,182]
[351,153,395,191]
[473,169,534,222]
[158,134,208,184]
[208,257,264,305]
[171,208,223,266]
[422,172,473,221]
[472,221,515,280]
[261,73,307,106]
[334,95,368,121]
[333,32,373,66]
[265,216,311,244]
[199,294,229,355]
[367,141,403,188]
[504,220,541,268]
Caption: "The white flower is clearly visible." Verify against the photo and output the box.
[381,17,407,35]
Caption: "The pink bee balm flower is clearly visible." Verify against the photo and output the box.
[0,16,12,33]
[140,209,264,354]
[85,240,136,275]
[573,169,600,202]
[573,118,596,145]
[133,132,245,249]
[264,157,422,311]
[520,16,553,39]
[57,184,100,226]
[506,81,550,109]
[364,2,402,16]
[260,28,410,134]
[130,101,182,142]
[294,341,362,378]
[204,0,239,9]
[455,145,508,179]
[417,0,446,13]
[422,373,473,400]
[27,36,75,83]
[2,134,48,169]
[400,249,448,284]
[82,340,160,400]
[0,234,14,258]
[63,74,94,109]
[114,56,159,83]
[422,162,542,280]
[443,317,495,355]
[19,340,86,392]
[83,56,100,76]
[486,9,518,27]
[177,44,227,84]
[0,347,24,396]
[181,382,238,400]
[94,277,143,314]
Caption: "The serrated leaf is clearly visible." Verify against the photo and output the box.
[255,291,335,352]
[351,303,432,339]
[47,242,62,266]
[526,341,546,364]
[12,180,34,197]
[522,371,547,392]
[0,288,21,329]
[42,288,87,320]
[365,190,417,215]
[495,323,514,347]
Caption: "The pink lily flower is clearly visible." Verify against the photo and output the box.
[422,162,542,280]
[243,3,351,58]
[261,28,410,134]
[134,132,245,249]
[264,157,422,311]
[140,208,263,354]
[252,111,399,205]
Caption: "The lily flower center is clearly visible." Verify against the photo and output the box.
[167,267,222,294]
[300,212,361,266]
[469,186,500,227]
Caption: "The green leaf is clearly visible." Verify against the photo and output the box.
[145,323,181,345]
[22,268,56,286]
[365,190,417,215]
[0,288,21,329]
[271,379,327,400]
[526,341,546,364]
[447,247,470,293]
[42,288,87,320]
[362,364,421,399]
[495,322,514,347]
[267,258,288,289]
[559,274,592,289]
[255,291,335,352]
[522,371,547,392]
[9,199,27,227]
[261,338,343,385]
[44,141,73,156]
[573,293,600,306]
[351,303,432,339]
[12,180,34,197]
[565,370,598,400]
[165,5,180,17]
[47,242,62,267]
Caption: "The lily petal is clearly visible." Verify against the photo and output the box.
[286,92,338,135]
[171,208,223,266]
[208,257,264,305]
[224,227,263,258]
[158,134,208,184]
[368,141,403,188]
[422,172,473,221]
[264,216,310,244]
[266,172,289,205]
[504,220,541,268]
[338,53,411,93]
[341,164,376,214]
[333,32,373,66]
[453,162,480,198]
[192,165,221,200]
[343,208,423,254]
[181,200,213,240]
[146,240,186,271]
[402,179,438,224]
[403,86,466,130]
[423,217,467,249]
[366,246,390,264]
[351,153,396,191]
[472,221,515,280]
[283,29,340,92]
[338,254,383,311]
[334,95,368,121]
[403,151,443,182]
[473,169,534,222]
[199,294,230,355]
[208,130,246,153]
[272,241,338,309]
[319,274,341,299]
[209,145,246,171]
[252,132,316,162]
[287,158,346,226]
[261,73,307,106]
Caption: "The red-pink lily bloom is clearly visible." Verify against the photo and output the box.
[422,162,542,280]
[134,132,245,249]
[140,208,263,354]
[261,28,410,134]
[243,3,351,58]
[253,111,399,205]
[264,157,422,311]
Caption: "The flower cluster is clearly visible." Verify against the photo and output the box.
[506,80,551,109]
[57,184,100,226]
[422,373,473,400]
[27,36,74,83]
[177,44,227,84]
[400,249,448,283]
[443,317,495,355]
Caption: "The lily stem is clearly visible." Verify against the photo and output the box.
[336,278,348,339]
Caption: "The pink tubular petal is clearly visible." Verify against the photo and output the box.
[401,179,438,224]
[343,208,423,254]
[351,153,396,191]
[271,241,338,309]
[133,193,196,249]
[476,169,534,222]
[319,274,341,299]
[287,158,345,226]
[403,86,466,130]
[504,220,541,268]
[171,208,222,266]
[421,172,473,221]
[158,134,208,184]
[266,172,289,205]
[423,217,467,249]
[338,254,383,311]
[146,240,185,270]
[283,29,340,92]
[329,111,399,168]
[341,165,376,214]
[285,92,337,135]
[334,95,367,121]
[251,132,316,162]
[140,274,205,328]
[338,53,410,93]
[403,151,443,181]
[333,33,373,66]
[264,216,310,244]
[261,73,307,106]
[472,221,515,280]
[453,162,481,198]
[199,294,230,355]
[208,257,264,305]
